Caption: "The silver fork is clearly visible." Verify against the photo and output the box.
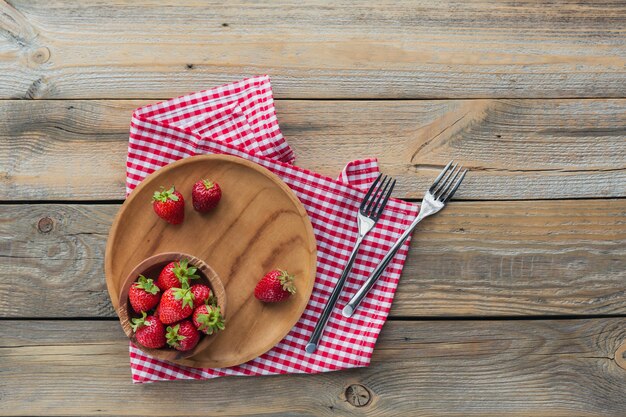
[305,174,396,353]
[342,161,467,318]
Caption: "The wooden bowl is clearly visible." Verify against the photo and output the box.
[116,252,227,362]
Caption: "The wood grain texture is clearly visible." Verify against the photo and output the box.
[105,155,317,368]
[1,319,624,416]
[0,99,624,201]
[1,1,623,414]
[0,1,624,99]
[2,201,624,318]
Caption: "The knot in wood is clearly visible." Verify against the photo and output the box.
[37,217,53,233]
[345,384,371,407]
[32,47,50,64]
[615,341,626,371]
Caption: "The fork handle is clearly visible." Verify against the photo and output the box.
[305,236,363,353]
[342,214,424,318]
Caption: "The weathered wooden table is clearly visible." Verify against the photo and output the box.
[1,1,625,415]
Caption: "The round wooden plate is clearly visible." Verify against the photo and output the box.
[105,154,317,368]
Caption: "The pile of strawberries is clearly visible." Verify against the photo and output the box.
[129,258,225,352]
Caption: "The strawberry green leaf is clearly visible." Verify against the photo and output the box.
[130,311,148,332]
[202,179,215,190]
[174,258,200,283]
[152,186,178,203]
[136,275,159,295]
[278,270,297,295]
[173,287,194,310]
[196,306,225,334]
[166,324,186,348]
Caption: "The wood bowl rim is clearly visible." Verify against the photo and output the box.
[116,251,227,362]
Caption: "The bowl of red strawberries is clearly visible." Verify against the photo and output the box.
[116,252,226,361]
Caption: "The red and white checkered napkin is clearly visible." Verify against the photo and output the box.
[126,75,419,383]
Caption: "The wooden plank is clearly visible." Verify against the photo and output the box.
[1,201,624,318]
[1,99,624,201]
[1,319,624,416]
[0,1,624,99]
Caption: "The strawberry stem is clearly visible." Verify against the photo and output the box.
[173,285,195,310]
[166,324,186,348]
[278,270,297,295]
[152,186,179,202]
[202,179,215,190]
[196,306,225,334]
[136,275,159,295]
[173,258,200,285]
[130,311,148,332]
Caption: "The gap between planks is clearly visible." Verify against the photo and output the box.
[2,196,626,205]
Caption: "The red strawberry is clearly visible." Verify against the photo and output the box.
[254,269,296,303]
[131,312,166,349]
[190,284,212,306]
[152,186,185,224]
[158,285,195,324]
[129,275,160,313]
[166,320,200,351]
[156,258,200,291]
[192,179,221,212]
[193,304,225,335]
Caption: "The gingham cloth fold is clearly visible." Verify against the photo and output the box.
[126,75,419,383]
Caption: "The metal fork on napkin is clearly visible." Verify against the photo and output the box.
[305,174,396,353]
[342,161,468,318]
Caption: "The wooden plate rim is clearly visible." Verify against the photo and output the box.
[104,154,318,367]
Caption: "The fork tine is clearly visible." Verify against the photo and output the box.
[433,163,458,197]
[364,175,390,214]
[368,177,394,217]
[360,174,382,210]
[373,179,396,220]
[428,160,453,193]
[442,169,467,202]
[435,165,461,199]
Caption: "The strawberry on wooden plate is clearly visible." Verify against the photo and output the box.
[166,320,200,351]
[131,312,166,349]
[152,186,185,224]
[254,269,296,303]
[128,275,160,313]
[156,258,200,291]
[159,285,195,324]
[191,179,221,212]
[190,284,212,306]
[193,303,225,335]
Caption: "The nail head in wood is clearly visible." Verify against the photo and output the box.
[345,384,371,407]
[37,217,53,233]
